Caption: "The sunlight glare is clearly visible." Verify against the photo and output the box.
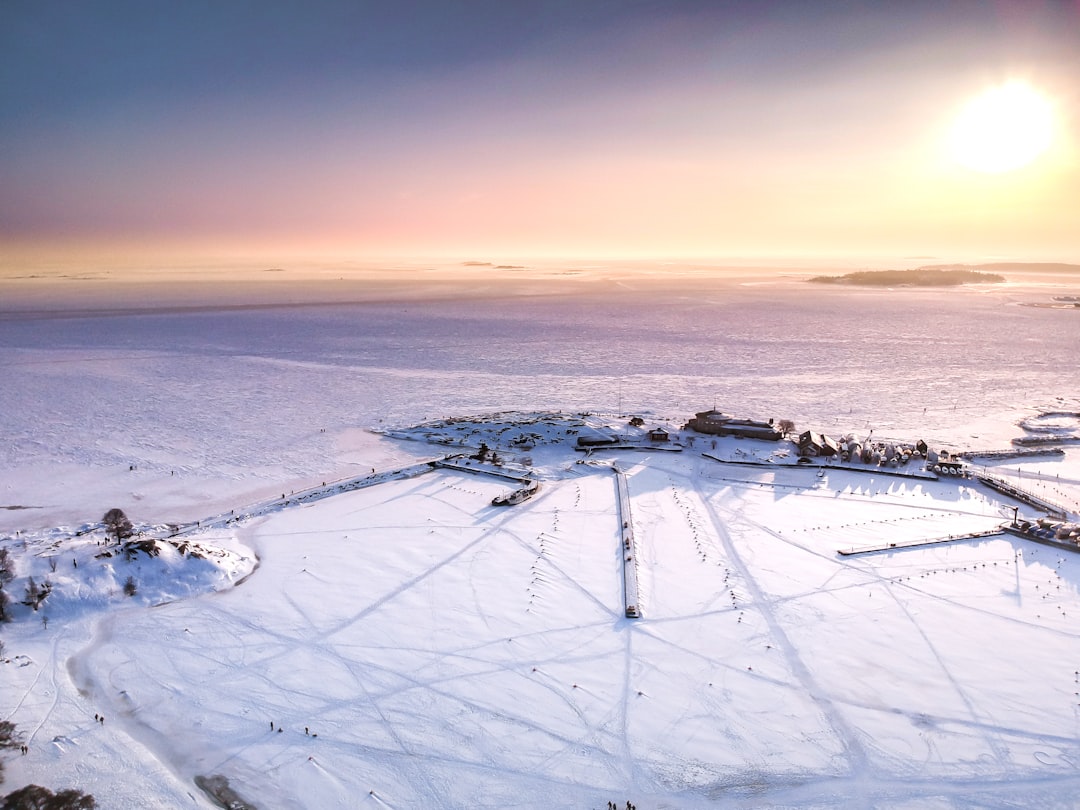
[950,82,1053,173]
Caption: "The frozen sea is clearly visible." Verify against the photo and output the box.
[3,266,1078,510]
[2,263,1080,809]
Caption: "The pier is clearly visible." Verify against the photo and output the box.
[162,457,450,538]
[433,458,535,483]
[974,472,1073,520]
[837,527,1005,556]
[612,464,641,618]
[701,453,939,480]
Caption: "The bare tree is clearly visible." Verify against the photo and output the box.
[0,549,13,587]
[102,509,133,543]
[0,549,11,623]
[777,419,796,437]
[21,578,51,612]
[0,720,22,785]
[0,721,19,752]
[123,576,137,597]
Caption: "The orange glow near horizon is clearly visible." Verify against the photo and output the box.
[2,5,1078,268]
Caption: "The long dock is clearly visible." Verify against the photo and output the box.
[162,457,449,538]
[612,465,641,618]
[837,527,1005,556]
[432,458,534,483]
[149,453,552,544]
[701,453,939,480]
[974,473,1073,520]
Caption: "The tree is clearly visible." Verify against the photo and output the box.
[1,785,51,810]
[122,576,137,597]
[21,578,51,611]
[0,720,22,785]
[1,785,96,809]
[0,724,95,808]
[0,721,19,753]
[0,549,13,587]
[777,419,796,437]
[47,790,97,810]
[0,549,13,622]
[102,509,133,543]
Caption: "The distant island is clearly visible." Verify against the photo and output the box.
[947,262,1080,274]
[809,268,1005,287]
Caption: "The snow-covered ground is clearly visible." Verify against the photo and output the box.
[3,270,1080,808]
[4,419,1080,808]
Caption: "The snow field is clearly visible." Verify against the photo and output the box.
[3,434,1080,807]
[71,473,649,807]
[678,457,1080,785]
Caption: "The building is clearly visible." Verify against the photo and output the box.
[686,410,782,441]
[575,426,620,448]
[647,427,670,443]
[798,431,840,457]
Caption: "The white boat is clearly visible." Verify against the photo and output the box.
[492,483,539,506]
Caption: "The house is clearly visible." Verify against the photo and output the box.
[648,427,670,443]
[686,410,782,441]
[798,430,840,457]
[575,426,620,448]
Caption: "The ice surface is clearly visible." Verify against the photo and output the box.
[2,271,1080,808]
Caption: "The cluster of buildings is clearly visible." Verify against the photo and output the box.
[575,408,964,475]
[1010,517,1080,548]
[794,432,964,473]
[682,410,963,474]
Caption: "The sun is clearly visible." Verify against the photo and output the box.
[950,81,1054,173]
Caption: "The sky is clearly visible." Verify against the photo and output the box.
[1,0,1079,265]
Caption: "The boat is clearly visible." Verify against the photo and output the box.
[491,483,539,506]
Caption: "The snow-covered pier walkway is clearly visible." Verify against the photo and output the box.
[612,464,641,618]
[702,453,939,480]
[432,458,534,483]
[162,457,448,537]
[974,471,1075,520]
[837,526,1006,556]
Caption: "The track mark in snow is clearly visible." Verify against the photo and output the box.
[693,465,871,775]
[879,578,1012,768]
[314,514,517,643]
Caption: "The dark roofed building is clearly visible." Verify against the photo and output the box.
[797,430,840,457]
[575,426,620,448]
[687,410,781,441]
